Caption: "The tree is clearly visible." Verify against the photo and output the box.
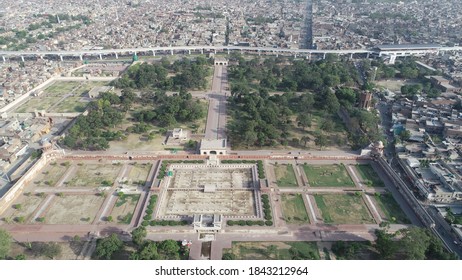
[130,241,160,260]
[320,119,334,132]
[324,90,340,114]
[94,233,123,260]
[314,133,328,150]
[399,129,411,141]
[131,226,147,247]
[399,227,431,260]
[266,244,278,258]
[374,229,397,259]
[296,114,312,130]
[222,252,237,260]
[158,239,180,260]
[31,242,62,259]
[301,136,310,147]
[0,229,11,259]
[15,254,26,260]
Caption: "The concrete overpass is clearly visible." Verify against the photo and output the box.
[0,46,372,63]
[1,45,462,63]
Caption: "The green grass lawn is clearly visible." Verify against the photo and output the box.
[355,165,385,187]
[314,194,374,224]
[112,194,140,224]
[51,93,88,113]
[115,194,139,208]
[374,193,410,224]
[274,164,298,187]
[281,194,309,224]
[67,164,121,188]
[303,164,355,187]
[44,81,81,94]
[224,241,319,260]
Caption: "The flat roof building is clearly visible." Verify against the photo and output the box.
[200,139,227,155]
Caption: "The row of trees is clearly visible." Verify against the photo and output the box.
[374,227,457,260]
[113,57,211,91]
[332,227,457,260]
[94,227,188,260]
[228,55,359,93]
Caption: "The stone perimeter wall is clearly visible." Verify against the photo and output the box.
[0,150,64,215]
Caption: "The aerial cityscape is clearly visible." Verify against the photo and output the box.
[0,0,461,261]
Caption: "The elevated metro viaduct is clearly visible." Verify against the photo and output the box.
[2,44,462,63]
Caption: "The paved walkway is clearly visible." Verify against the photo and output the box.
[304,194,318,224]
[204,65,228,140]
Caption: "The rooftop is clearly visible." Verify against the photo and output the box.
[200,139,227,149]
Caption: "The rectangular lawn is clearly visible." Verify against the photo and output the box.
[44,195,104,224]
[224,241,319,260]
[0,194,44,224]
[355,165,385,187]
[110,194,140,224]
[314,194,374,224]
[374,193,410,224]
[66,164,122,188]
[15,81,81,113]
[281,194,309,224]
[274,164,298,187]
[303,164,355,187]
[32,162,69,187]
[126,163,152,186]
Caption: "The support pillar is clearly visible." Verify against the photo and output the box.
[79,55,83,61]
[323,53,326,60]
[294,54,297,58]
[115,53,118,59]
[170,50,173,55]
[350,53,353,59]
[2,56,6,62]
[389,54,396,65]
[227,49,230,55]
[214,49,217,54]
[21,56,24,62]
[258,49,261,56]
[188,49,191,55]
[60,55,63,61]
[152,50,155,56]
[99,54,103,60]
[366,52,370,58]
[201,49,203,54]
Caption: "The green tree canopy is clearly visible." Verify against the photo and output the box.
[0,229,12,259]
[131,227,147,247]
[94,234,123,260]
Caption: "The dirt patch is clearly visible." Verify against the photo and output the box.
[44,195,105,224]
[0,194,44,224]
[66,164,122,188]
